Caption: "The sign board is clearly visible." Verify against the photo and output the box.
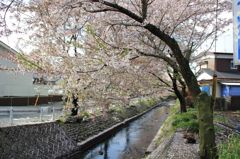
[233,0,240,65]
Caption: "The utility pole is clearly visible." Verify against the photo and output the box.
[212,74,217,110]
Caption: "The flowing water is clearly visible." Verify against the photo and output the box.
[70,105,170,159]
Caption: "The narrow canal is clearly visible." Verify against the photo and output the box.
[70,105,170,159]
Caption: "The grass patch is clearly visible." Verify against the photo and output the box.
[218,134,240,159]
[109,106,124,111]
[214,115,229,122]
[155,100,180,146]
[171,107,198,133]
[214,112,229,122]
[133,97,158,108]
[32,119,49,122]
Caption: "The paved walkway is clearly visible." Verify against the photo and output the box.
[0,102,65,127]
[146,110,240,159]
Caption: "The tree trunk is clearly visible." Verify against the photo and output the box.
[178,92,187,113]
[71,98,78,116]
[171,75,187,113]
[144,23,215,158]
[196,92,217,159]
[167,69,187,113]
[181,83,187,112]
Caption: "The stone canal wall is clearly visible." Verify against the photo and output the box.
[0,121,78,159]
[64,104,154,143]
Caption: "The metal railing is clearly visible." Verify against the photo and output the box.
[0,106,63,126]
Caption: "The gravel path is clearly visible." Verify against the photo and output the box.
[147,129,200,159]
[165,130,200,159]
[146,111,240,159]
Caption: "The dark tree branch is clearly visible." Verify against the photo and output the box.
[141,0,147,21]
[77,64,107,73]
[88,1,144,23]
[149,72,172,88]
[136,49,178,70]
[84,8,118,12]
[184,42,194,62]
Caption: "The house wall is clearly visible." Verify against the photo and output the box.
[200,58,215,70]
[216,58,240,72]
[0,71,36,97]
[216,83,221,97]
[0,56,16,68]
[200,83,221,97]
[207,58,215,70]
[0,47,37,97]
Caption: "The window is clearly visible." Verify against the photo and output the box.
[201,86,210,95]
[230,60,237,69]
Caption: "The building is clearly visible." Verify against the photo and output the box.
[0,41,36,97]
[0,41,63,97]
[196,52,240,110]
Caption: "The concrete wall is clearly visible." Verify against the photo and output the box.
[0,121,78,159]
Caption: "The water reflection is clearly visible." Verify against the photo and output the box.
[70,106,170,159]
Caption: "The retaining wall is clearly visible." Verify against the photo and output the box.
[0,121,78,159]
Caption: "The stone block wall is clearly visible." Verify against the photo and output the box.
[0,121,78,159]
[64,104,151,142]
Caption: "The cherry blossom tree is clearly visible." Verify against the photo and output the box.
[0,0,232,158]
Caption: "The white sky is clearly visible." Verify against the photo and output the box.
[0,26,234,54]
[206,24,233,53]
[0,10,234,54]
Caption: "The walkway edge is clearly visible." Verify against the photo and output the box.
[145,107,172,154]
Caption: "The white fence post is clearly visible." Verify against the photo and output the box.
[52,107,55,120]
[9,107,13,125]
[40,107,43,122]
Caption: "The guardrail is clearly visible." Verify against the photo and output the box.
[0,106,63,125]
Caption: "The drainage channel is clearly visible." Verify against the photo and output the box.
[69,105,170,159]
